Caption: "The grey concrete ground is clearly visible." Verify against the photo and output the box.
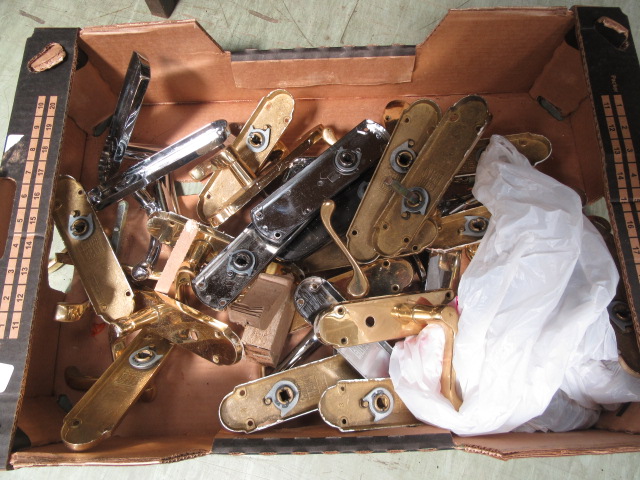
[1,0,640,478]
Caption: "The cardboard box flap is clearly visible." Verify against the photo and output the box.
[596,403,640,434]
[0,178,17,260]
[15,397,66,448]
[230,45,416,89]
[453,430,640,460]
[529,33,590,119]
[77,8,576,106]
[10,435,212,468]
[67,59,116,135]
[79,20,229,104]
[410,7,574,95]
[231,8,575,95]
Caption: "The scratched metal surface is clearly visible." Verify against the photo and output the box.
[1,0,640,478]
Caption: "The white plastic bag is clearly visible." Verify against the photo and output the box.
[389,135,640,436]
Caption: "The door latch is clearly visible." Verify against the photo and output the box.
[88,120,229,210]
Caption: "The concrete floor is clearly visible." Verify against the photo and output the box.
[2,0,640,478]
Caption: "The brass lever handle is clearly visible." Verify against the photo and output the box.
[392,303,461,410]
[320,199,369,299]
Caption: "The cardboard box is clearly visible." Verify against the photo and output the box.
[2,5,640,469]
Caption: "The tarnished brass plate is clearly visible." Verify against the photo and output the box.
[348,99,441,263]
[219,355,359,433]
[52,176,134,323]
[319,378,419,432]
[458,132,552,176]
[373,96,490,257]
[314,290,455,347]
[61,330,173,451]
[428,205,491,251]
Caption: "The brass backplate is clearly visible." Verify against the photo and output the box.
[319,378,419,432]
[64,365,157,403]
[52,176,134,323]
[329,257,415,297]
[219,355,359,433]
[347,99,441,263]
[197,90,295,224]
[134,290,243,365]
[61,330,173,451]
[382,99,410,133]
[373,96,491,257]
[428,205,491,251]
[314,290,455,348]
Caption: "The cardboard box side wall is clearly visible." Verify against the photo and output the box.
[575,6,640,352]
[2,6,640,468]
[0,28,78,469]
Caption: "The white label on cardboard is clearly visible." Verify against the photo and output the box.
[0,362,14,393]
[4,134,23,152]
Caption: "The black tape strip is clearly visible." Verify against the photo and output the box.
[213,432,454,454]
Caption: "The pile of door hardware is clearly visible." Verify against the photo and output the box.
[51,52,563,451]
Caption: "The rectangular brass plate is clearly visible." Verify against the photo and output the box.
[218,354,359,433]
[200,125,329,227]
[61,330,173,451]
[319,378,419,432]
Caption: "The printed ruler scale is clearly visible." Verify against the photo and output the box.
[0,96,56,339]
[577,7,640,349]
[601,94,640,278]
[0,28,77,469]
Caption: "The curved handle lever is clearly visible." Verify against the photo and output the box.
[320,200,369,299]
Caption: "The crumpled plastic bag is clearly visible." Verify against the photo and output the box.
[389,135,640,436]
